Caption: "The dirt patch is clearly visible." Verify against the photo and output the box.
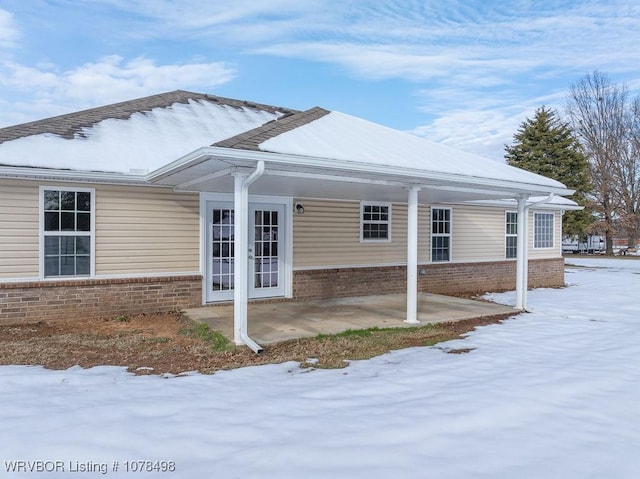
[0,312,514,375]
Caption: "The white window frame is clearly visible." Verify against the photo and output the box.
[360,201,392,243]
[430,206,452,262]
[534,212,554,249]
[39,186,96,279]
[505,211,518,259]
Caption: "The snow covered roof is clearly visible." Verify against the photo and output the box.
[148,106,573,202]
[0,90,293,174]
[0,90,574,202]
[229,109,566,191]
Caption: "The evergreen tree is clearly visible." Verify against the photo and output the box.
[505,106,592,238]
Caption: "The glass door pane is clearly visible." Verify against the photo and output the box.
[211,208,234,291]
[253,209,279,289]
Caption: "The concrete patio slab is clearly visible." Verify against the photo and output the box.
[184,293,518,345]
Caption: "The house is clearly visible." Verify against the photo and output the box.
[0,90,578,351]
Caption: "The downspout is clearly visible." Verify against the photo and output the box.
[516,193,555,311]
[404,186,421,324]
[233,161,265,354]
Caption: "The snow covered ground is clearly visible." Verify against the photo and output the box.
[1,258,639,478]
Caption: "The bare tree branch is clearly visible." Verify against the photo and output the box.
[566,71,640,254]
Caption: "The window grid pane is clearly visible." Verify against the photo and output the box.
[534,213,554,248]
[44,190,92,233]
[432,237,450,262]
[506,236,518,259]
[362,204,390,240]
[254,209,280,289]
[211,208,235,291]
[43,235,91,277]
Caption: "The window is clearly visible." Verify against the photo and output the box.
[41,187,94,277]
[431,207,451,262]
[505,211,518,259]
[534,212,554,248]
[361,202,391,241]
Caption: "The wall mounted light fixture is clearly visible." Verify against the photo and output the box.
[295,203,305,215]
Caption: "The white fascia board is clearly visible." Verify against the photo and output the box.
[0,165,150,185]
[465,198,583,211]
[149,146,575,198]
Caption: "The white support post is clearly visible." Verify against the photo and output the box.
[405,186,421,324]
[515,195,528,310]
[516,193,554,311]
[522,202,530,310]
[233,173,249,345]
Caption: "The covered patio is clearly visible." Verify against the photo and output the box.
[149,108,575,353]
[184,293,518,345]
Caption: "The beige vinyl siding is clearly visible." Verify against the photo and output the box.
[0,180,563,280]
[293,199,430,269]
[293,200,563,269]
[450,206,505,262]
[95,185,199,275]
[453,207,561,262]
[0,180,39,278]
[0,180,199,280]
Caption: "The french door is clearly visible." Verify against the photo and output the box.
[206,201,286,302]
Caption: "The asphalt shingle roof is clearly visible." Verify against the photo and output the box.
[213,106,330,151]
[0,90,298,144]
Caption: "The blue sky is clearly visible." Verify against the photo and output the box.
[0,0,639,161]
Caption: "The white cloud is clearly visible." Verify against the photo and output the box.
[410,88,571,162]
[0,56,236,123]
[412,109,519,162]
[246,1,640,101]
[55,56,236,104]
[0,9,19,48]
[97,0,332,44]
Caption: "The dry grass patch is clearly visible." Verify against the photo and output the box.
[0,312,515,375]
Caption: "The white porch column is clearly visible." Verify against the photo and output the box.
[233,173,250,345]
[515,195,528,310]
[405,186,421,324]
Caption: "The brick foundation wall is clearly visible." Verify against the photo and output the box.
[0,275,202,323]
[1,258,565,321]
[419,258,564,295]
[293,266,406,299]
[293,258,565,300]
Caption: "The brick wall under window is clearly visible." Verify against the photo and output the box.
[0,275,202,323]
[292,258,564,300]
